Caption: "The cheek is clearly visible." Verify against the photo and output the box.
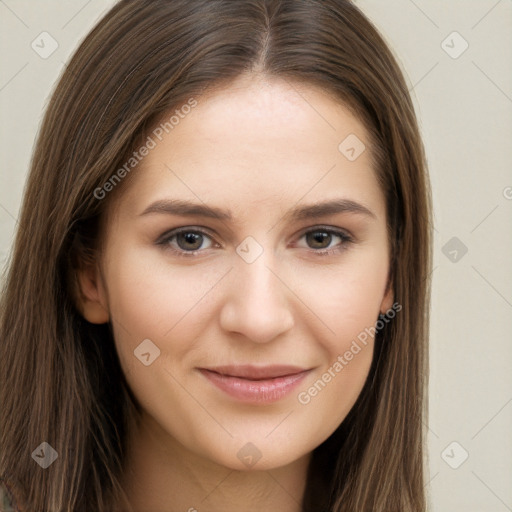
[104,249,229,370]
[292,266,385,437]
[295,341,374,446]
[102,250,225,429]
[290,249,387,418]
[291,248,389,351]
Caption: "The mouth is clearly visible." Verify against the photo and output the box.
[198,365,312,404]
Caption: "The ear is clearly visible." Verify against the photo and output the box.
[379,277,394,314]
[76,263,110,324]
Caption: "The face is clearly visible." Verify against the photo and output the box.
[79,74,393,471]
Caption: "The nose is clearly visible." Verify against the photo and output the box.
[218,251,295,344]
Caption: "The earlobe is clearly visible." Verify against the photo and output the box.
[379,279,394,315]
[76,264,110,324]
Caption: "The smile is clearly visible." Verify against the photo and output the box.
[198,365,312,404]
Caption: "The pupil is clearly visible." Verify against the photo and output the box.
[178,232,202,250]
[307,231,331,249]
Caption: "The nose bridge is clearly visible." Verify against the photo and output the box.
[234,234,281,296]
[219,242,295,343]
[240,253,281,301]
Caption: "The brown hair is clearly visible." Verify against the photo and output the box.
[0,1,432,510]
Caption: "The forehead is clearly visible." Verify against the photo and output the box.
[168,75,368,158]
[111,75,384,222]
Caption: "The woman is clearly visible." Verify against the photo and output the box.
[0,0,432,510]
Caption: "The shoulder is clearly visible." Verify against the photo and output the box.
[0,478,22,512]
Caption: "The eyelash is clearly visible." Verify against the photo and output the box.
[156,226,354,258]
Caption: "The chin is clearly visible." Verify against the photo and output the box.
[196,431,313,472]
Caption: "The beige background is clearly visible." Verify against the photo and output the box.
[1,1,511,510]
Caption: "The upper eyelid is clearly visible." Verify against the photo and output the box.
[157,226,215,240]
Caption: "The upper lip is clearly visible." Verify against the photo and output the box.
[200,365,310,380]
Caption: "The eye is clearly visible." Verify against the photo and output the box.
[156,225,354,258]
[156,228,216,256]
[296,227,353,255]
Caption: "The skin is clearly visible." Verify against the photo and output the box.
[78,73,393,512]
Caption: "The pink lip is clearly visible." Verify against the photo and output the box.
[199,365,311,404]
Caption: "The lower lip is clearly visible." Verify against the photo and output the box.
[199,369,310,404]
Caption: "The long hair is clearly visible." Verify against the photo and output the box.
[0,1,432,510]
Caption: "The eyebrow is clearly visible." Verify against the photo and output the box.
[139,198,377,221]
